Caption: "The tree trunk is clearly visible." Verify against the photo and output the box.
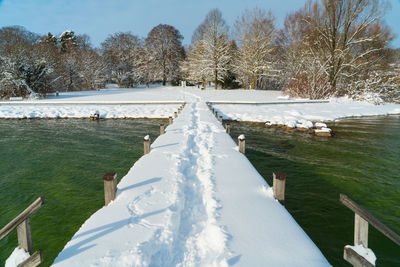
[214,70,218,90]
[251,73,255,89]
[163,60,166,86]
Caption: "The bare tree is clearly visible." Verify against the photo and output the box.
[234,8,276,89]
[145,24,185,86]
[182,40,209,88]
[304,0,391,92]
[277,8,334,98]
[195,9,231,89]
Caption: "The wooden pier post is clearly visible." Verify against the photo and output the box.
[212,108,215,114]
[103,173,117,206]
[273,172,286,205]
[226,123,231,134]
[17,218,32,254]
[354,213,369,248]
[0,197,44,266]
[219,116,223,123]
[169,116,173,125]
[238,134,246,154]
[174,112,178,118]
[340,194,400,267]
[215,111,218,119]
[144,135,150,155]
[160,124,165,135]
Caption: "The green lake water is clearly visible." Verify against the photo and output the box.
[0,119,161,266]
[1,116,399,266]
[229,115,400,266]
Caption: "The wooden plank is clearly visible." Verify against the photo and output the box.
[17,218,32,254]
[18,250,43,267]
[0,197,44,240]
[354,214,368,247]
[340,194,400,246]
[344,246,375,267]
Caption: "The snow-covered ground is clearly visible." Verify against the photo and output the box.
[0,104,181,119]
[1,87,399,127]
[212,97,400,128]
[52,99,330,266]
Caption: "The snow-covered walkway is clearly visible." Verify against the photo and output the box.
[52,97,330,266]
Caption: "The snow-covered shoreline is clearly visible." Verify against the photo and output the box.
[0,104,181,119]
[1,87,399,125]
[211,97,400,131]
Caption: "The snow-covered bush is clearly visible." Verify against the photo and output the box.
[348,71,400,104]
[284,73,335,99]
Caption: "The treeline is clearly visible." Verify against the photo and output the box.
[0,0,399,102]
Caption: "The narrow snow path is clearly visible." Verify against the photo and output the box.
[53,99,330,266]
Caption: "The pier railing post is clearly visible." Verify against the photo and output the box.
[355,214,369,248]
[160,124,165,135]
[0,197,44,266]
[169,116,173,125]
[226,123,231,134]
[174,112,178,118]
[273,172,286,205]
[103,173,117,206]
[17,218,32,254]
[219,116,223,123]
[215,111,218,119]
[238,134,246,154]
[144,135,150,155]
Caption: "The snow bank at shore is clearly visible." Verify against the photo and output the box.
[0,104,181,119]
[212,97,400,129]
[1,87,399,124]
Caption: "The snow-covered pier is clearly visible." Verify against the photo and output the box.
[53,98,330,266]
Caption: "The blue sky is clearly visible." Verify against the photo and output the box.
[0,0,399,48]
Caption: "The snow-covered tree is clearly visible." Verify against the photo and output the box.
[233,8,277,89]
[60,30,77,52]
[182,41,208,88]
[303,0,392,92]
[101,32,144,87]
[194,9,231,89]
[145,24,185,85]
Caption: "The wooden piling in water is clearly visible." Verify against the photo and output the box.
[238,134,245,154]
[160,124,165,135]
[174,112,178,118]
[144,135,150,155]
[355,213,369,248]
[215,111,218,118]
[219,116,223,123]
[226,123,231,134]
[103,173,117,206]
[273,172,286,205]
[17,218,32,254]
[169,116,173,125]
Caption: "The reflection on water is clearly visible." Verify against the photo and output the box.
[230,115,400,267]
[0,119,161,266]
